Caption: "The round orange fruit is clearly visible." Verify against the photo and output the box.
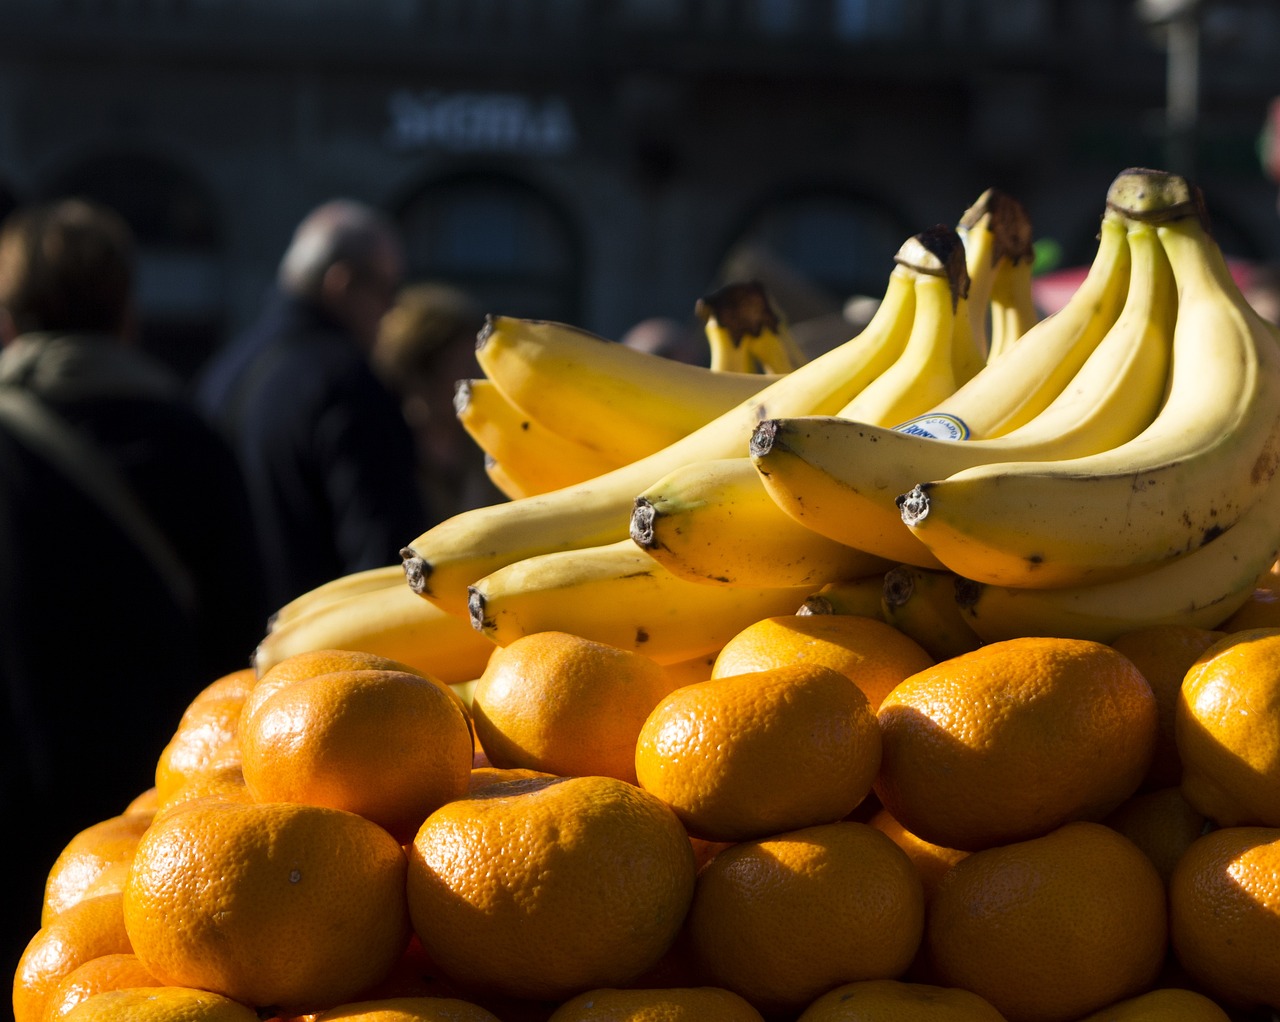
[547,986,765,1021]
[59,986,260,1022]
[40,952,160,1021]
[794,978,1007,1021]
[875,637,1157,851]
[308,995,505,1021]
[42,812,153,925]
[407,774,695,1003]
[635,663,880,841]
[1071,988,1231,1021]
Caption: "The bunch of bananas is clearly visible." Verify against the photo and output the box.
[262,167,1280,682]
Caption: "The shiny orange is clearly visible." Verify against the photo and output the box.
[635,663,881,841]
[470,631,678,784]
[686,820,925,1016]
[711,614,934,709]
[866,807,968,903]
[1169,825,1280,1010]
[925,821,1167,1022]
[40,952,160,1021]
[308,996,505,1021]
[58,986,260,1021]
[547,986,765,1021]
[875,637,1157,851]
[794,979,1007,1021]
[1176,627,1280,827]
[123,799,410,1016]
[239,668,473,842]
[407,774,696,1003]
[42,813,153,925]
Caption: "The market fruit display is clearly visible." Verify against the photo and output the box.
[16,167,1280,1022]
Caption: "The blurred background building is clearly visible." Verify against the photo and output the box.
[0,0,1276,379]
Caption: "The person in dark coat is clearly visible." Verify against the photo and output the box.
[196,199,431,612]
[0,198,269,964]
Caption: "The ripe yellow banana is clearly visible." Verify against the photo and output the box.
[879,564,981,661]
[473,316,778,465]
[899,169,1280,589]
[254,567,498,684]
[455,378,621,495]
[403,247,922,617]
[266,563,407,633]
[465,538,814,665]
[796,574,889,619]
[986,251,1040,360]
[697,280,807,373]
[838,225,979,425]
[750,213,1176,566]
[957,188,1034,363]
[955,467,1280,643]
[629,457,895,588]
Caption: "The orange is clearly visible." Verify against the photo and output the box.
[1109,624,1226,789]
[1071,988,1231,1021]
[547,986,765,1021]
[794,979,1007,1021]
[866,807,968,903]
[925,821,1167,1022]
[124,787,160,816]
[1176,627,1280,827]
[185,667,258,712]
[711,614,934,709]
[1220,582,1280,631]
[1169,825,1280,1010]
[42,812,153,925]
[407,774,696,1002]
[155,759,252,818]
[153,690,247,806]
[239,668,473,842]
[309,996,504,1021]
[12,892,133,1022]
[40,952,160,1021]
[875,637,1157,851]
[634,663,881,841]
[58,986,260,1021]
[1102,786,1209,885]
[123,799,410,1016]
[466,765,554,794]
[685,820,925,1016]
[470,631,678,784]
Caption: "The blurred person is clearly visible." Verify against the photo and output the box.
[0,198,269,951]
[196,199,430,610]
[373,280,505,518]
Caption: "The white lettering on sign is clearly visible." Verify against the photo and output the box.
[386,89,577,155]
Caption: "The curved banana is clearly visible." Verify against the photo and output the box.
[697,280,807,374]
[955,467,1280,644]
[888,209,1131,441]
[473,316,778,465]
[254,568,498,684]
[266,563,406,633]
[899,169,1280,589]
[465,538,814,665]
[750,213,1176,566]
[629,457,895,588]
[402,246,923,617]
[455,378,621,494]
[986,252,1040,360]
[957,188,1035,363]
[481,454,527,502]
[880,564,981,661]
[837,225,978,425]
[796,574,889,619]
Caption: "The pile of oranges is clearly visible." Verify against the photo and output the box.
[13,595,1280,1022]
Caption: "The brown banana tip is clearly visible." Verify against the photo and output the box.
[476,315,496,351]
[453,379,472,415]
[796,596,833,616]
[896,485,931,527]
[466,587,488,632]
[749,419,779,458]
[630,498,657,548]
[954,576,983,612]
[694,280,780,340]
[400,549,431,594]
[882,566,915,610]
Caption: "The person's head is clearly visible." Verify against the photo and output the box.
[0,197,136,344]
[277,199,404,351]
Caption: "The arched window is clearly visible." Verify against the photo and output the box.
[44,152,225,381]
[394,172,582,325]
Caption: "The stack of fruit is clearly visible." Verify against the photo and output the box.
[15,167,1280,1022]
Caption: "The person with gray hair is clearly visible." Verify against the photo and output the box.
[195,198,430,610]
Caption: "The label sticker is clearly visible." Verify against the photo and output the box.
[894,414,970,441]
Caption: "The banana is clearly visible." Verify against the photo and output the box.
[465,538,814,665]
[629,457,895,588]
[954,466,1280,643]
[266,563,407,633]
[254,567,498,684]
[402,244,923,617]
[796,574,889,620]
[837,224,979,425]
[879,564,982,661]
[898,168,1280,589]
[481,454,527,502]
[473,316,779,465]
[957,188,1035,363]
[750,212,1176,566]
[697,280,807,374]
[455,378,621,495]
[986,251,1040,360]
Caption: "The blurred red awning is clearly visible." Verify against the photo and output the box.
[1031,258,1259,315]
